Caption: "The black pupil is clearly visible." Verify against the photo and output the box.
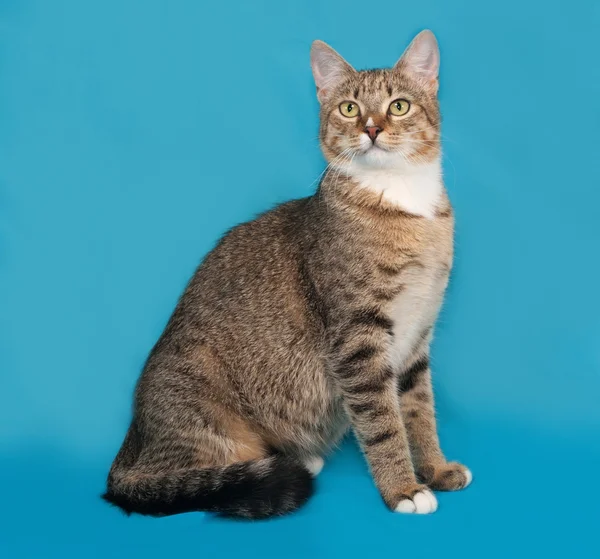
[347,104,353,113]
[396,102,402,110]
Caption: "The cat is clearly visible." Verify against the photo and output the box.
[103,29,471,520]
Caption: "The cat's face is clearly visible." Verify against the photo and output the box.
[311,31,441,170]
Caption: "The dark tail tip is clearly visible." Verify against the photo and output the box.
[101,490,134,516]
[216,455,315,519]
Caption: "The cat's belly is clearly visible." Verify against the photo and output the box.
[386,269,448,371]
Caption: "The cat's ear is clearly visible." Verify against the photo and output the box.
[394,30,440,93]
[311,41,355,103]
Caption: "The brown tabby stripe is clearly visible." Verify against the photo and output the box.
[345,378,386,394]
[340,345,378,367]
[372,286,404,301]
[348,401,376,415]
[381,366,395,382]
[419,327,432,342]
[348,308,394,333]
[414,390,431,403]
[298,257,328,328]
[378,260,424,276]
[397,356,429,393]
[378,263,403,276]
[364,430,398,447]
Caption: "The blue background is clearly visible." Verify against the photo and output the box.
[1,1,599,557]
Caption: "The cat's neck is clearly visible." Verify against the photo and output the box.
[331,157,444,219]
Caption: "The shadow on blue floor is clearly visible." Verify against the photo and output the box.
[2,418,598,558]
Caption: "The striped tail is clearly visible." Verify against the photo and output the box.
[103,454,314,519]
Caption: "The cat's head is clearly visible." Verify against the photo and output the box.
[311,31,441,171]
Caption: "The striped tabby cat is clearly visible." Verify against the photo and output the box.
[104,30,471,519]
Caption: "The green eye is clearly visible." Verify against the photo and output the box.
[389,99,410,116]
[339,102,360,118]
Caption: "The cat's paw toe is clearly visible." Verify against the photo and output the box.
[423,462,472,491]
[394,489,438,514]
[304,456,324,477]
[463,467,473,487]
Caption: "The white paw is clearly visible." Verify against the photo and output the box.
[304,456,324,477]
[395,490,438,514]
[463,468,473,487]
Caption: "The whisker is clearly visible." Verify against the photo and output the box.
[307,148,352,192]
[332,150,356,194]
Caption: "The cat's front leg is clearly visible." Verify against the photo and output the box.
[398,354,472,491]
[335,343,437,514]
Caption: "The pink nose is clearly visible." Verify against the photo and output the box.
[365,126,381,141]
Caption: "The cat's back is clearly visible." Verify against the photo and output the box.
[157,196,323,355]
[190,196,315,300]
[202,196,313,277]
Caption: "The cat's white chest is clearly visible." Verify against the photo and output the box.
[346,160,443,218]
[387,269,447,371]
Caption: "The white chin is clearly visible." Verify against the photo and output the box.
[359,146,403,168]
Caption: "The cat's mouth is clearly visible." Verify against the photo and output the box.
[353,142,405,168]
[358,133,391,155]
[361,143,392,154]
